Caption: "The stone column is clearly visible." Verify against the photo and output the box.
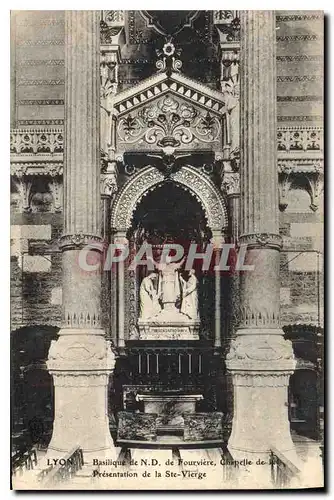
[101,162,118,335]
[226,11,297,466]
[47,11,116,459]
[212,230,224,349]
[112,231,127,349]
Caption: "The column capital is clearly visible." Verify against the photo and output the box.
[211,230,225,248]
[59,233,105,252]
[238,233,283,251]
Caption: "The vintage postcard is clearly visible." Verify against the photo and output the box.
[10,10,324,490]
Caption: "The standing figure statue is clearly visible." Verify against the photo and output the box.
[139,271,161,320]
[154,255,185,313]
[180,269,199,321]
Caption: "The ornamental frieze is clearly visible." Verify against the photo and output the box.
[10,128,64,154]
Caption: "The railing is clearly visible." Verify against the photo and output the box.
[12,447,38,476]
[10,128,63,155]
[38,446,84,487]
[270,447,301,487]
[219,445,237,482]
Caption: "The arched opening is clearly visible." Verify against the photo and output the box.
[127,181,215,336]
[109,168,229,442]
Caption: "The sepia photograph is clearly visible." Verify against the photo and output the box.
[9,9,324,490]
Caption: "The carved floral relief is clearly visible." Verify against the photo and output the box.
[117,95,221,150]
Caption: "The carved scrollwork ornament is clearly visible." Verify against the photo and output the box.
[226,336,296,373]
[117,95,222,148]
[155,41,182,75]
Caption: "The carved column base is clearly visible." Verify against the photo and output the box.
[226,334,301,467]
[46,332,117,459]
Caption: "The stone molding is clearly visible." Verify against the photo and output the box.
[113,71,227,117]
[47,335,116,373]
[226,335,296,373]
[230,373,293,387]
[51,372,112,388]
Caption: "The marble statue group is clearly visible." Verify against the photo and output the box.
[139,256,199,322]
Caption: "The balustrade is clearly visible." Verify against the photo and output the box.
[12,447,37,476]
[38,446,84,486]
[270,447,301,487]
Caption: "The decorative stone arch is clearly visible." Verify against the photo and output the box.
[110,165,228,234]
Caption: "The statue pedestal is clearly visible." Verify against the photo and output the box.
[138,313,200,340]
